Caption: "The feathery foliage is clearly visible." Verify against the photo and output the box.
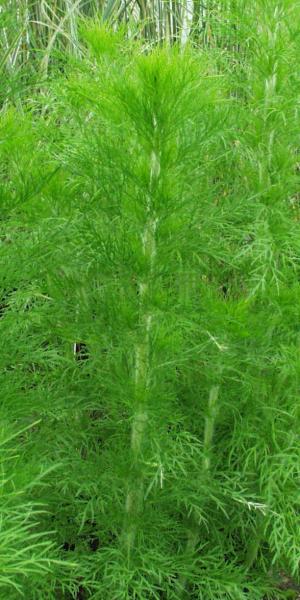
[1,1,300,598]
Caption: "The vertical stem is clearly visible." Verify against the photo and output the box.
[177,385,220,597]
[158,0,164,42]
[181,0,191,46]
[123,120,160,558]
[245,5,281,565]
[171,0,179,44]
[191,0,202,42]
[65,0,80,57]
[203,384,219,471]
[164,1,171,44]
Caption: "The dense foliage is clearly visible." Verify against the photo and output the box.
[1,2,300,598]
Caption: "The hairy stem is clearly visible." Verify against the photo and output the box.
[123,124,160,558]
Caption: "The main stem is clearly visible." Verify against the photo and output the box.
[123,124,160,558]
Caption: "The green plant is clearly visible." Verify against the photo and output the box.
[1,4,300,598]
